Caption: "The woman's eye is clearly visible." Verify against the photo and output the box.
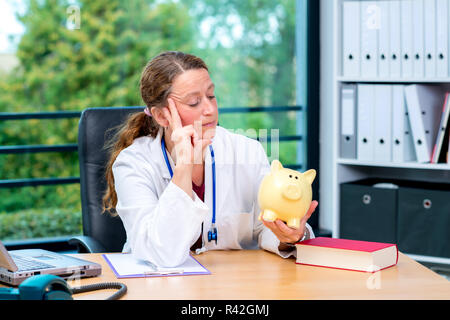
[208,95,216,100]
[188,99,200,107]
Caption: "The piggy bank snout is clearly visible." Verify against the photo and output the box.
[282,183,302,200]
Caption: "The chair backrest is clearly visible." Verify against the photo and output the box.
[78,107,144,252]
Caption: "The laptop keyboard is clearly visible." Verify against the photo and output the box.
[10,254,55,271]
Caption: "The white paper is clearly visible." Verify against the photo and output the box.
[103,253,210,278]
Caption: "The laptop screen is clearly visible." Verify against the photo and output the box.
[0,241,18,272]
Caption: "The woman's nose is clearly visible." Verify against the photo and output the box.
[202,97,215,115]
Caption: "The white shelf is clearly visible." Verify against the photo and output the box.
[320,0,450,265]
[337,158,450,170]
[337,76,450,83]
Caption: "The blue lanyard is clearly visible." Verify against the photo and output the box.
[161,137,217,243]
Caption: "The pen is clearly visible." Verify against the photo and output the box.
[143,260,184,275]
[144,260,158,270]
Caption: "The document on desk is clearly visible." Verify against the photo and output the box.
[102,253,211,278]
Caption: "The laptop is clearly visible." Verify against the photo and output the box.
[0,240,102,286]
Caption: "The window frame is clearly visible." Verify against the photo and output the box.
[296,0,321,232]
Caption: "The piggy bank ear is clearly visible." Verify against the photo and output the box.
[303,169,316,184]
[270,160,283,172]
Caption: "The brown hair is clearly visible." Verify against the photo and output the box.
[102,51,209,214]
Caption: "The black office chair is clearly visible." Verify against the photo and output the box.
[69,107,144,253]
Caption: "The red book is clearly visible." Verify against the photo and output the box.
[295,237,398,273]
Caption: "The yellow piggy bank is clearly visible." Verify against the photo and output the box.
[258,160,316,229]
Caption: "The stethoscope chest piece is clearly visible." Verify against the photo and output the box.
[207,225,218,244]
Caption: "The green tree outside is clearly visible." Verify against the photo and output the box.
[0,0,298,240]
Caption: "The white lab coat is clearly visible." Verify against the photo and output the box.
[112,126,314,267]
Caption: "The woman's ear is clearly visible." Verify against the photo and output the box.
[151,107,169,128]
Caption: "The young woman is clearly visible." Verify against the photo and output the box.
[103,51,318,267]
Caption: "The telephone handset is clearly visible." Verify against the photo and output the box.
[0,274,127,300]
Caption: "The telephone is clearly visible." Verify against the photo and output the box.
[0,274,127,300]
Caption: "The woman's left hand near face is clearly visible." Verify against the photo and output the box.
[262,200,318,244]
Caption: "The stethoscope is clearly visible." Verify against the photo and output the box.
[161,137,218,244]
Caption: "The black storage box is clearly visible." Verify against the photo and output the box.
[340,178,398,244]
[397,181,450,258]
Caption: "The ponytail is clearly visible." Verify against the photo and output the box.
[102,112,159,215]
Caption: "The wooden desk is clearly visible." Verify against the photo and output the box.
[67,250,450,300]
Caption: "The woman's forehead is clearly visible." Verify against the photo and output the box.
[171,69,214,97]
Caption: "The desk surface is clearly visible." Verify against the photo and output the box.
[67,250,450,300]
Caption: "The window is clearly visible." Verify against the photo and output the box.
[0,0,319,244]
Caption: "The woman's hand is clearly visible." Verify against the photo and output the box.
[163,98,211,166]
[262,200,318,246]
[162,98,211,199]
